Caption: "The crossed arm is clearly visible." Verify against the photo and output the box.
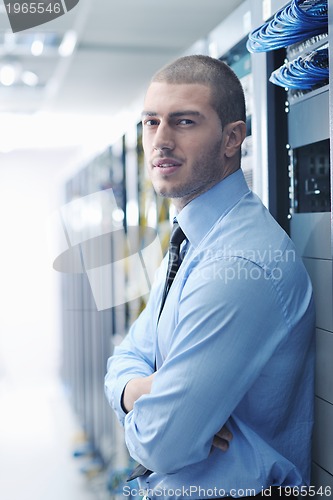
[106,258,285,473]
[123,373,233,453]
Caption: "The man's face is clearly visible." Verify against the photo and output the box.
[142,82,230,210]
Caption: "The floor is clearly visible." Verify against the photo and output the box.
[0,375,106,500]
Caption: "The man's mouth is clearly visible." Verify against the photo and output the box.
[153,158,182,170]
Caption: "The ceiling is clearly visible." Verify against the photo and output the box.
[0,0,245,117]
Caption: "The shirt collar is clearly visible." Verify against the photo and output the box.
[176,169,250,248]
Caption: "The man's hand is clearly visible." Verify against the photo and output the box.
[212,425,233,452]
[122,373,155,413]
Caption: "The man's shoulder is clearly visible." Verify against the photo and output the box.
[202,191,292,268]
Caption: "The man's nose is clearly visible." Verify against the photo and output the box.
[152,123,175,151]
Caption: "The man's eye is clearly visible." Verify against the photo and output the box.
[178,119,194,125]
[144,119,159,126]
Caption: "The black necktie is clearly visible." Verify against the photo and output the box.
[159,220,186,318]
[127,221,186,482]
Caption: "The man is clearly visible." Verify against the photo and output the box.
[105,55,315,499]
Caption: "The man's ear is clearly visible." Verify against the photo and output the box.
[223,121,247,158]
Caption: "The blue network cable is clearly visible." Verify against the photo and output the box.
[247,0,328,53]
[269,46,329,89]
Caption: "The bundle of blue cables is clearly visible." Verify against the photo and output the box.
[247,0,328,53]
[269,46,329,89]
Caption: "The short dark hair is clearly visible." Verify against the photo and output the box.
[151,54,246,129]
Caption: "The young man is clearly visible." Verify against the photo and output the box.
[105,55,315,499]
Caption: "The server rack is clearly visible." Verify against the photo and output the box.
[59,144,130,487]
[287,59,333,500]
[246,0,333,494]
[288,78,332,497]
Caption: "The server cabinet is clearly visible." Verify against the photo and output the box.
[250,0,333,494]
[59,144,129,480]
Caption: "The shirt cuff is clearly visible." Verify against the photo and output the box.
[105,373,137,425]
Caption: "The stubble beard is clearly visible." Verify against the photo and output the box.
[152,140,224,207]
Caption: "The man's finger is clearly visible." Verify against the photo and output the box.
[212,435,230,451]
[215,426,233,442]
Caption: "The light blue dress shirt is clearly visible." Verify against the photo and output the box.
[105,169,315,499]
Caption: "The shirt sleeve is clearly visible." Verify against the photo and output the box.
[123,257,293,473]
[104,287,158,425]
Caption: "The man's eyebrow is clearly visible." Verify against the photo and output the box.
[169,111,202,118]
[141,111,202,118]
[141,111,158,118]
